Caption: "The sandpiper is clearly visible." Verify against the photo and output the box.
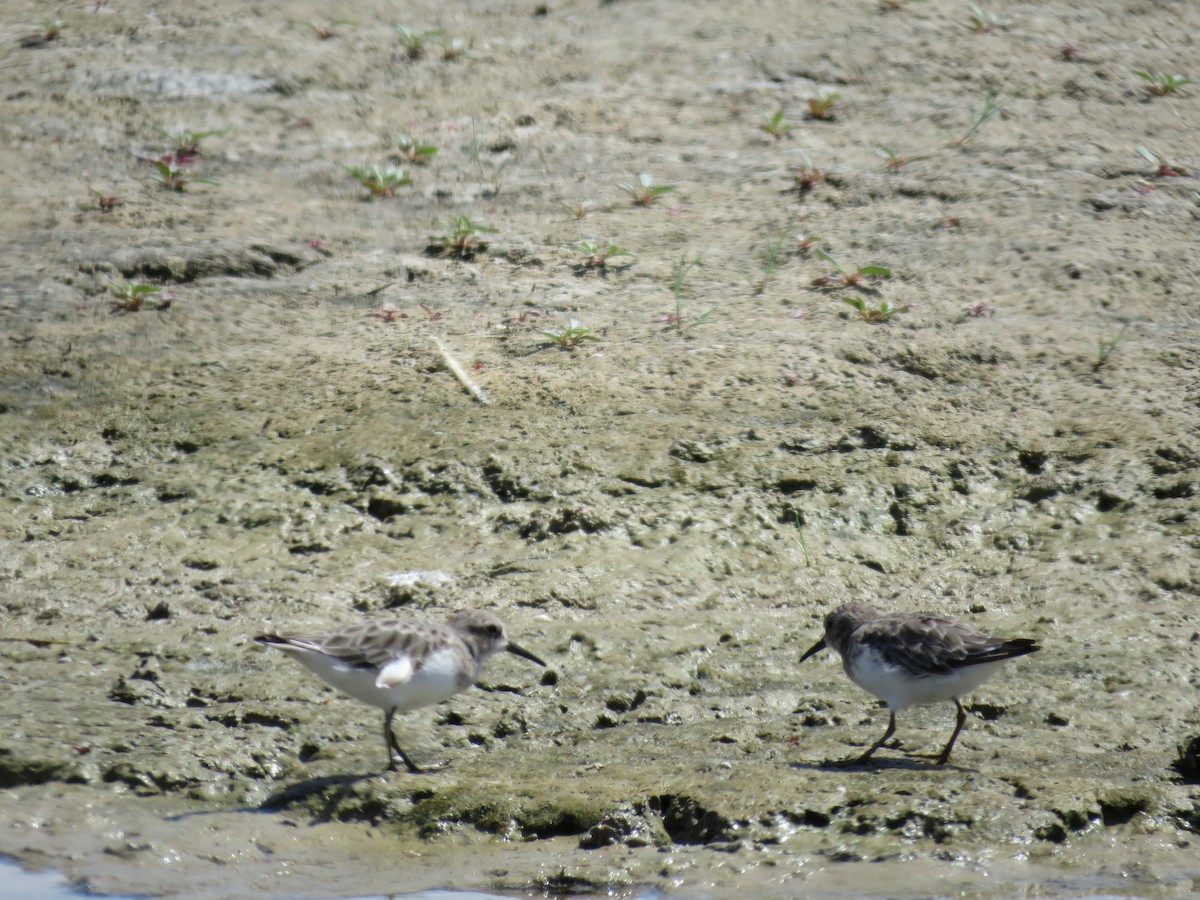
[800,602,1040,765]
[256,609,546,773]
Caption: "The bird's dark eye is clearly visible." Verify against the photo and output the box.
[486,624,502,638]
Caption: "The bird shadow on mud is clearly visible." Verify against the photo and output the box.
[789,755,971,773]
[161,773,378,824]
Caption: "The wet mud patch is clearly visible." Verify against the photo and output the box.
[3,0,1200,896]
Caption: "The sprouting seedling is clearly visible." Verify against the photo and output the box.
[875,145,927,172]
[308,19,352,40]
[950,88,1001,147]
[751,229,792,295]
[961,301,997,318]
[812,250,891,290]
[1135,146,1188,177]
[539,318,599,350]
[1060,43,1084,62]
[394,135,438,165]
[151,159,218,192]
[966,3,1011,32]
[759,110,795,141]
[89,187,121,211]
[841,296,911,323]
[342,164,411,198]
[419,303,449,321]
[109,280,164,312]
[395,24,443,59]
[619,172,675,206]
[566,240,635,271]
[658,253,709,335]
[428,215,498,259]
[154,127,229,163]
[560,199,596,219]
[1133,70,1192,97]
[806,91,840,121]
[792,150,826,195]
[1095,319,1127,370]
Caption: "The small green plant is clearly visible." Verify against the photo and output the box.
[1134,70,1191,97]
[966,3,1011,32]
[395,24,443,59]
[657,254,710,334]
[567,241,635,271]
[151,159,218,192]
[759,110,795,141]
[428,215,497,259]
[1095,319,1127,370]
[343,164,410,198]
[812,250,891,289]
[1135,146,1188,177]
[394,135,438,165]
[620,172,675,206]
[154,127,229,162]
[806,91,840,121]
[951,88,1002,147]
[539,318,599,350]
[750,229,792,294]
[89,187,121,211]
[841,296,910,323]
[109,280,164,312]
[876,144,927,172]
[792,150,826,194]
[560,199,596,220]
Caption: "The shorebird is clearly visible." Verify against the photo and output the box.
[800,602,1040,765]
[256,609,545,773]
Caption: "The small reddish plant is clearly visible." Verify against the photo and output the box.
[567,240,635,272]
[427,216,497,259]
[792,151,826,195]
[154,127,228,164]
[961,302,997,318]
[539,318,599,350]
[806,92,840,121]
[619,172,675,206]
[812,250,891,289]
[343,164,411,198]
[89,187,121,211]
[109,280,172,312]
[394,135,438,165]
[1136,145,1188,177]
[841,296,910,323]
[150,159,218,192]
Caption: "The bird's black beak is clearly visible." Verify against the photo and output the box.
[506,641,546,667]
[799,636,826,663]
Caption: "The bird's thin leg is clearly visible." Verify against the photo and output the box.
[933,699,968,766]
[382,708,426,774]
[830,711,896,767]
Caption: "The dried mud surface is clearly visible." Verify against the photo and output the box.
[1,0,1199,897]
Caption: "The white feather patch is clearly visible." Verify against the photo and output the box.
[376,656,415,689]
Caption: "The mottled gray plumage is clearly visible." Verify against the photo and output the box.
[801,602,1040,765]
[256,609,545,773]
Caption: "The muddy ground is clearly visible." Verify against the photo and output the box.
[1,0,1199,897]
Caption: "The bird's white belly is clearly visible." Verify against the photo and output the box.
[846,646,1006,710]
[286,646,472,710]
